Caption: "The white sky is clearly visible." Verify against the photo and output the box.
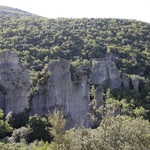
[0,0,150,23]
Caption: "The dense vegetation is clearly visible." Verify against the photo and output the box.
[0,6,150,73]
[0,95,150,149]
[0,6,150,149]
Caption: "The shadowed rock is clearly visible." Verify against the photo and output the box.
[94,86,103,107]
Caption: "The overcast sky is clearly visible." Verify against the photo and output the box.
[0,0,150,23]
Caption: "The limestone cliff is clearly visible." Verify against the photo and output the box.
[31,59,90,127]
[0,50,141,127]
[89,61,121,89]
[0,51,30,114]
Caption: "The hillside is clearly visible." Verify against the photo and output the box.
[0,6,33,17]
[0,6,150,149]
[0,6,149,109]
[0,6,149,110]
[0,7,149,71]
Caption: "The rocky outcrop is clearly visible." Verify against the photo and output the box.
[132,76,140,90]
[31,59,90,127]
[89,61,121,89]
[122,73,130,89]
[0,50,143,128]
[0,51,30,114]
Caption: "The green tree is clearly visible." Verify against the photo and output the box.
[0,109,13,139]
[27,114,52,142]
[47,109,66,144]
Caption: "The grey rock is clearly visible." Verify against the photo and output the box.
[89,61,121,89]
[31,59,90,127]
[0,51,30,114]
[132,76,140,90]
[122,73,130,89]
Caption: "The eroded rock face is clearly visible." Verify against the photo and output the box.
[31,59,90,127]
[89,61,121,89]
[122,73,130,89]
[0,51,30,114]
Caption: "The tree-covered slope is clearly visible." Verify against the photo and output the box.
[0,7,149,73]
[0,6,149,112]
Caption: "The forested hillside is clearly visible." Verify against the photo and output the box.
[0,6,149,108]
[0,7,150,74]
[0,6,150,149]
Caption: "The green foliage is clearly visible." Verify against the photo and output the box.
[27,114,52,142]
[46,109,66,144]
[0,109,13,139]
[0,142,28,150]
[59,100,150,150]
[0,13,149,75]
[29,141,50,150]
[0,103,150,149]
[90,89,148,127]
[10,127,32,143]
[37,65,51,85]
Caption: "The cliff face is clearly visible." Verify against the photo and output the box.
[31,59,90,127]
[0,51,138,127]
[0,51,30,114]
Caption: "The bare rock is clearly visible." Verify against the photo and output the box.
[0,51,30,114]
[31,59,90,127]
[89,61,121,89]
[132,76,140,90]
[122,73,130,89]
[89,61,109,86]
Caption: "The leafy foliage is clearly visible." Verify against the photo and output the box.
[0,109,13,139]
[0,8,150,74]
[51,99,150,150]
[27,114,52,142]
[46,109,66,144]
